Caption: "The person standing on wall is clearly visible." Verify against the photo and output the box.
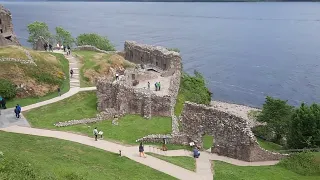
[148,82,150,90]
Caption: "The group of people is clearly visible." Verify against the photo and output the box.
[93,127,104,141]
[63,45,71,55]
[146,81,161,91]
[155,82,161,91]
[43,43,53,52]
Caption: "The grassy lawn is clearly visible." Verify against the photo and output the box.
[23,91,172,145]
[0,131,176,180]
[146,153,196,172]
[23,91,97,128]
[203,135,214,150]
[257,138,283,152]
[6,53,70,108]
[61,115,172,145]
[73,50,133,87]
[213,160,319,180]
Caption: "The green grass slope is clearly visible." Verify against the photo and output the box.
[0,131,175,180]
[0,46,69,108]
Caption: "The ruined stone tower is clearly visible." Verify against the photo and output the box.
[0,5,20,46]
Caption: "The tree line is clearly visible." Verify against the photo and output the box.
[27,21,115,51]
[253,96,320,150]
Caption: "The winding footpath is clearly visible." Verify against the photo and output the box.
[0,50,279,180]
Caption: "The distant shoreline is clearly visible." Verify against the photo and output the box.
[42,0,320,2]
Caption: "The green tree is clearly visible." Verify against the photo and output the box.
[55,26,74,46]
[257,96,294,144]
[27,21,52,44]
[287,103,320,149]
[76,33,115,51]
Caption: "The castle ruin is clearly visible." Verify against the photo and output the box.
[0,5,20,46]
[96,41,285,162]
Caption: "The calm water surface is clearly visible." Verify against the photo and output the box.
[3,2,320,107]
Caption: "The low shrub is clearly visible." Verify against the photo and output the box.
[278,152,320,176]
[0,79,16,99]
[252,125,275,142]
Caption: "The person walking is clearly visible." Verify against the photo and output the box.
[49,44,53,52]
[57,87,61,96]
[155,82,158,91]
[158,82,161,91]
[63,45,66,52]
[67,45,71,55]
[115,73,119,81]
[43,43,48,51]
[139,142,146,158]
[193,146,200,158]
[147,81,150,90]
[1,97,6,109]
[14,104,21,118]
[70,69,74,78]
[93,127,98,141]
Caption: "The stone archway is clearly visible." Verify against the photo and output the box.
[180,101,286,162]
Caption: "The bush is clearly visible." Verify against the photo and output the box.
[174,71,211,115]
[252,125,275,142]
[288,103,320,149]
[278,152,320,176]
[257,96,294,144]
[76,33,115,51]
[0,79,16,99]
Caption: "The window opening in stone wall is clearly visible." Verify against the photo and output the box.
[163,64,166,70]
[0,19,2,24]
[0,29,2,33]
[156,61,158,66]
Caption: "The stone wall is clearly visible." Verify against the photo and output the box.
[124,41,182,71]
[73,45,119,54]
[180,102,286,162]
[169,70,181,134]
[0,5,20,46]
[0,46,36,66]
[97,79,172,118]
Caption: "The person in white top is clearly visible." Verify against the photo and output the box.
[56,43,60,50]
[93,127,98,141]
[115,73,119,81]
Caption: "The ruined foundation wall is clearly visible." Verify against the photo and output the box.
[124,41,182,71]
[97,80,172,118]
[180,102,286,162]
[73,45,119,54]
